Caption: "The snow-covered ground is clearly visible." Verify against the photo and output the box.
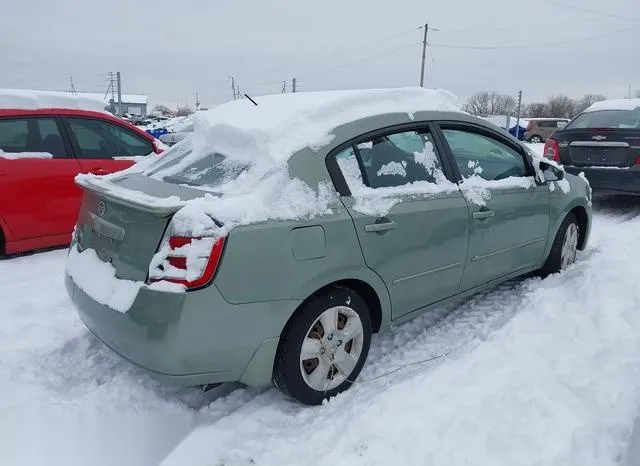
[2,196,640,465]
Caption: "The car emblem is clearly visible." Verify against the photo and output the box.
[98,200,106,216]
[592,135,607,141]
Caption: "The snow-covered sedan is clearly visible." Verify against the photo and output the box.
[64,88,592,405]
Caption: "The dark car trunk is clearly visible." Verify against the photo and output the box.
[74,174,208,282]
[554,129,640,168]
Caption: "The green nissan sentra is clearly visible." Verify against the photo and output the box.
[65,88,592,405]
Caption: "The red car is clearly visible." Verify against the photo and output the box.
[0,107,164,256]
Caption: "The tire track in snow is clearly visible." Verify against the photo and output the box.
[163,208,640,466]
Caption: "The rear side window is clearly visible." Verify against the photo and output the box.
[567,110,640,129]
[66,117,153,159]
[0,117,66,157]
[336,128,449,190]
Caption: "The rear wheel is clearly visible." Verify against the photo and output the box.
[273,286,372,405]
[539,213,579,276]
[528,135,543,144]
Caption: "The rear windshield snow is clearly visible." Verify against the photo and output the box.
[568,110,640,129]
[141,138,251,189]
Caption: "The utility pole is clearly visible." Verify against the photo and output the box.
[420,24,428,87]
[116,71,122,116]
[515,90,523,140]
[292,78,297,93]
[195,92,200,110]
[69,76,76,94]
[230,76,237,100]
[281,81,287,93]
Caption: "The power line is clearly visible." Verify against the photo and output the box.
[539,0,640,23]
[431,25,639,50]
[440,15,611,33]
[242,25,424,88]
[294,41,421,79]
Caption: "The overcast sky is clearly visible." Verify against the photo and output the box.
[2,0,639,109]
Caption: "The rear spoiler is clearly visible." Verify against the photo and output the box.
[75,174,185,216]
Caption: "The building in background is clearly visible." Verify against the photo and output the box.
[0,88,149,115]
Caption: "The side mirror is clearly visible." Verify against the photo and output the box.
[539,161,564,182]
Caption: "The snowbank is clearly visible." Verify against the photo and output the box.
[0,88,108,113]
[584,98,640,113]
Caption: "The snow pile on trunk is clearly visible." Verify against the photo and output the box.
[0,88,108,113]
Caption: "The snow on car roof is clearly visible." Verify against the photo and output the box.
[0,88,111,113]
[584,98,640,113]
[189,87,462,164]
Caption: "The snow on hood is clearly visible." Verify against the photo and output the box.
[186,87,461,166]
[584,98,640,113]
[0,88,108,113]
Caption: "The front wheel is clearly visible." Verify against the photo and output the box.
[539,213,579,276]
[273,286,372,405]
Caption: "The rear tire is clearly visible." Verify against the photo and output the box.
[539,213,579,277]
[528,135,543,144]
[273,286,372,405]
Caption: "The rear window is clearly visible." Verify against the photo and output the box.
[567,110,640,129]
[145,139,251,189]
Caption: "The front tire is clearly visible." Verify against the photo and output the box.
[273,286,372,405]
[539,213,579,276]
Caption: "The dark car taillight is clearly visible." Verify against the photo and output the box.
[149,235,225,290]
[635,155,640,165]
[543,137,561,162]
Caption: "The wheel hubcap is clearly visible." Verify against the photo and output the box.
[561,223,579,269]
[300,306,364,392]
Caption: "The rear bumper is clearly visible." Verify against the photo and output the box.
[564,166,640,195]
[65,248,301,389]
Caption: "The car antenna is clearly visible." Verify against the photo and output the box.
[244,94,258,106]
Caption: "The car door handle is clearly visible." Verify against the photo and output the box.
[472,210,495,220]
[364,221,397,232]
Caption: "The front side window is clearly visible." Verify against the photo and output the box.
[0,117,66,157]
[442,129,528,181]
[66,117,153,159]
[338,129,447,190]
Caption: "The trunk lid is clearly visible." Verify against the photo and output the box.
[75,174,208,282]
[555,129,640,168]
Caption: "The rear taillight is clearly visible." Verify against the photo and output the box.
[635,155,640,165]
[526,121,532,131]
[543,137,561,162]
[149,235,225,290]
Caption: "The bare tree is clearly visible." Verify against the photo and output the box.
[524,102,549,118]
[546,95,575,118]
[175,106,194,117]
[152,104,174,116]
[490,93,517,115]
[463,91,491,116]
[574,94,607,114]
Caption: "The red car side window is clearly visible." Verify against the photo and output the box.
[0,117,67,158]
[66,117,153,159]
